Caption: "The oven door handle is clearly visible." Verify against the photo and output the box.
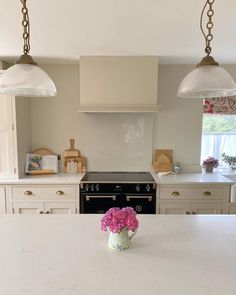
[126,195,153,202]
[85,195,117,201]
[126,196,152,202]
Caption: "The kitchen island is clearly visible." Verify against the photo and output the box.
[0,215,235,294]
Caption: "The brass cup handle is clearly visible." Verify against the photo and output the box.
[46,211,50,214]
[203,191,212,196]
[56,190,64,196]
[171,191,180,197]
[24,190,33,196]
[39,211,44,214]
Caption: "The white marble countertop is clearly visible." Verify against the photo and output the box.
[0,172,233,186]
[0,214,235,295]
[152,172,233,185]
[0,173,85,185]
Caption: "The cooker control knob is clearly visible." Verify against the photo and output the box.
[135,205,142,212]
[146,184,151,192]
[135,184,141,192]
[91,184,95,192]
[85,184,89,192]
[96,184,100,192]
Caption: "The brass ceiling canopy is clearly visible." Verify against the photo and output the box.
[16,54,38,66]
[197,55,219,67]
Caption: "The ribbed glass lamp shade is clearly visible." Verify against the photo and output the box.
[177,65,236,98]
[0,64,57,97]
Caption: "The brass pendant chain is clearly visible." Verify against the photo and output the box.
[200,0,215,56]
[21,0,30,55]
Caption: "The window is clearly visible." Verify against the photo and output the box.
[201,114,236,167]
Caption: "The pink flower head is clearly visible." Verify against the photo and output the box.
[101,207,139,233]
[202,156,219,168]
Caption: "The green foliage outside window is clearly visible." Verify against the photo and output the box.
[203,115,236,132]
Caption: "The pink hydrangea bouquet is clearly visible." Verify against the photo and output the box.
[202,157,219,168]
[101,207,139,233]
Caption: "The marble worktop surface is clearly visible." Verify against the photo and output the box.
[0,173,85,185]
[0,171,234,186]
[152,172,233,185]
[0,214,235,294]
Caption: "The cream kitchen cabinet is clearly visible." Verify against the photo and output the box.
[8,185,78,214]
[160,202,222,214]
[13,202,76,214]
[158,185,230,214]
[45,202,76,214]
[13,202,45,214]
[192,203,222,214]
[159,202,191,214]
[229,205,236,214]
[0,186,6,213]
[0,96,17,178]
[0,94,31,179]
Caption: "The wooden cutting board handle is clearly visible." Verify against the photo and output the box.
[70,138,75,150]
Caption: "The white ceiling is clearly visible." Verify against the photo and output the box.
[0,0,236,64]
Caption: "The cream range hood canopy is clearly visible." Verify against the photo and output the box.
[76,56,160,113]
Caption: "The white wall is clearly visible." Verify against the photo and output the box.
[154,64,236,172]
[155,65,203,172]
[30,63,236,173]
[15,97,32,177]
[30,64,154,172]
[30,64,85,171]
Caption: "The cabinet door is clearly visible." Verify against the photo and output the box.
[229,206,236,214]
[159,202,191,214]
[45,202,76,214]
[191,203,222,214]
[0,187,6,213]
[0,96,16,178]
[13,202,44,214]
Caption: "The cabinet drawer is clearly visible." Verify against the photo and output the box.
[159,187,224,200]
[12,186,76,200]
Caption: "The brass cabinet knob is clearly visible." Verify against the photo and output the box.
[192,211,196,215]
[203,191,212,196]
[56,190,64,196]
[24,190,33,196]
[171,191,180,197]
[39,211,44,214]
[46,211,50,214]
[186,211,190,215]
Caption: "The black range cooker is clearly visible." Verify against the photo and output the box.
[80,172,156,214]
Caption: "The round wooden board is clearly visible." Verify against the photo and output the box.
[32,148,54,155]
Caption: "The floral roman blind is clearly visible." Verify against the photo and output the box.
[203,97,236,115]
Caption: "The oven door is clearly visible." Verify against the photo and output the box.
[80,193,121,214]
[124,194,156,214]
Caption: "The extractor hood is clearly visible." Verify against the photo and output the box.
[76,56,160,113]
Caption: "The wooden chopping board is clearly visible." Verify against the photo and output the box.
[153,149,173,172]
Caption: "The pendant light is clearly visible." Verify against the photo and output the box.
[0,0,57,97]
[177,0,236,99]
